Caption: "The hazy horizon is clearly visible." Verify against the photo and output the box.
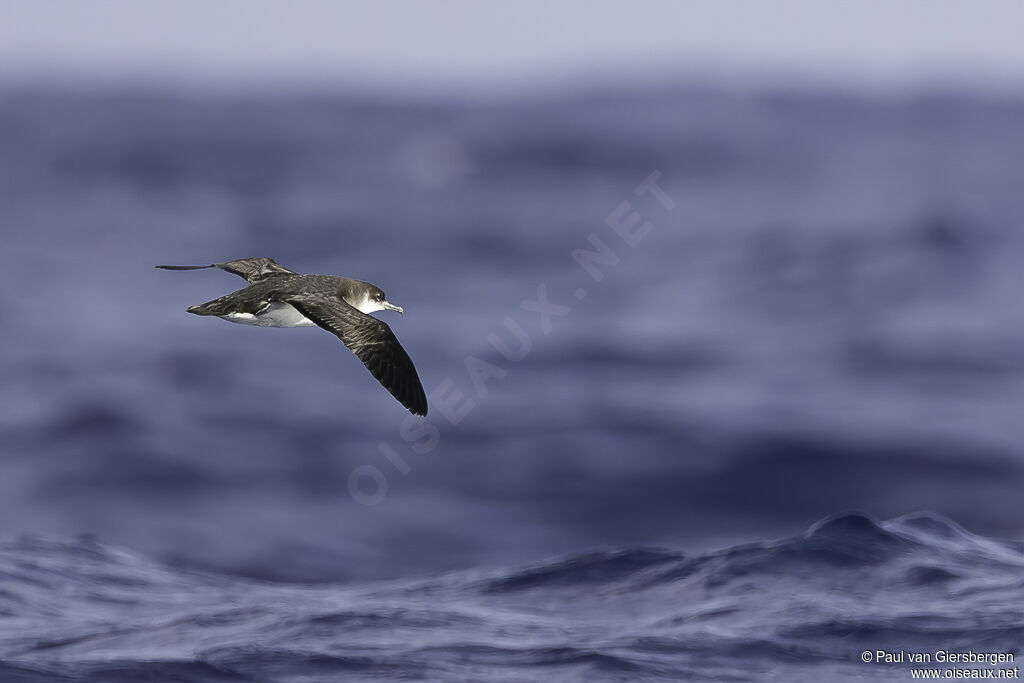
[3,1,1024,94]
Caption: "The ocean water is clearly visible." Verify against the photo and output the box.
[1,84,1024,680]
[0,512,1022,682]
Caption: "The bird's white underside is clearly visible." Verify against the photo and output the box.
[220,295,385,328]
[222,303,314,327]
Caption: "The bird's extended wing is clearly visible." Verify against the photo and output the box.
[285,293,428,416]
[156,257,296,284]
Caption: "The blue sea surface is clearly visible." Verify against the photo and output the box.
[1,512,1022,682]
[1,84,1023,680]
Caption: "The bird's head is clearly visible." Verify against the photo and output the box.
[356,284,403,315]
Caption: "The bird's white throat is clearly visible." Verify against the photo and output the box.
[356,293,389,315]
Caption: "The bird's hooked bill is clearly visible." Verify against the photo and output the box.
[382,301,404,314]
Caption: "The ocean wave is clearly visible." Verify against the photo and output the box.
[0,512,1021,681]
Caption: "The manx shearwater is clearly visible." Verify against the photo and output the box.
[157,257,428,416]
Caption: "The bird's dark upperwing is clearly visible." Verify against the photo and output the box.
[156,257,296,284]
[285,293,428,416]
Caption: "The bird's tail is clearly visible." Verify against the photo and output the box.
[185,294,238,316]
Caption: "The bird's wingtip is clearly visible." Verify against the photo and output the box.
[155,264,217,271]
[405,399,428,417]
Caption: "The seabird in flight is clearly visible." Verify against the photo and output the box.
[157,257,428,416]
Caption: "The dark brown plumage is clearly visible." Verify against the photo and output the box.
[157,258,428,416]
